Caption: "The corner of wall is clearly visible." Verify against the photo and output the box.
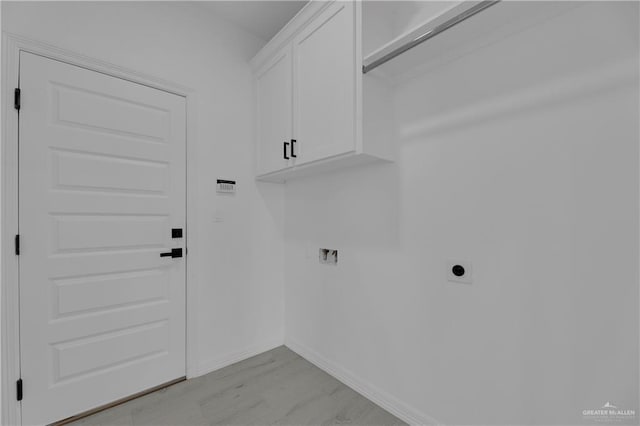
[284,338,445,426]
[196,335,285,378]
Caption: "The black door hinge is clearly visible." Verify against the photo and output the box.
[15,234,20,255]
[16,379,22,401]
[14,88,20,111]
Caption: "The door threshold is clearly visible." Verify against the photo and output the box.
[51,377,186,426]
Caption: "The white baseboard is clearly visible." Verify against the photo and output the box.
[285,338,444,426]
[195,336,284,377]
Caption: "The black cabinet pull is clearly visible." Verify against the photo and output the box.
[283,141,290,160]
[160,248,183,258]
[291,139,297,158]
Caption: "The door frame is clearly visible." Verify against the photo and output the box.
[1,33,201,426]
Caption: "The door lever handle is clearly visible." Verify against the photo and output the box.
[160,248,183,258]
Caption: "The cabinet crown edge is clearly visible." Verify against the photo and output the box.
[250,1,336,71]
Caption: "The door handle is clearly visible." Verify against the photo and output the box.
[160,248,183,258]
[283,141,290,160]
[290,139,297,158]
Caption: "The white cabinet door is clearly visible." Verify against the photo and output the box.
[256,46,293,175]
[293,1,357,165]
[19,52,186,425]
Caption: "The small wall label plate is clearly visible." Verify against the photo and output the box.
[319,248,338,265]
[216,179,236,194]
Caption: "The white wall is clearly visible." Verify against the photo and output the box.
[2,1,285,376]
[285,2,639,425]
[3,2,638,425]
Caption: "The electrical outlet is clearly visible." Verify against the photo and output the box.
[447,260,472,284]
[319,248,338,265]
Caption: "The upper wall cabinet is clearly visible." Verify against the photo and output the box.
[255,46,293,176]
[292,2,355,166]
[252,1,394,183]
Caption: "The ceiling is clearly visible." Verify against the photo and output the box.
[200,1,308,42]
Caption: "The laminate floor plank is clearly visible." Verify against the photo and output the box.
[69,346,406,426]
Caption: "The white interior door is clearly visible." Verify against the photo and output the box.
[18,52,187,425]
[293,1,356,165]
[256,46,293,175]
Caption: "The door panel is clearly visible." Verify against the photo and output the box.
[53,83,170,142]
[54,269,168,317]
[293,1,356,165]
[52,149,169,194]
[19,52,186,425]
[256,47,293,175]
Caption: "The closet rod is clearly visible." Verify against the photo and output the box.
[362,0,500,74]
